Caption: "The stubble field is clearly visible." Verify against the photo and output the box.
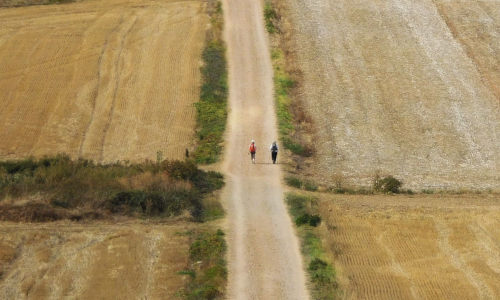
[281,0,499,190]
[318,194,500,299]
[0,0,208,163]
[0,221,193,299]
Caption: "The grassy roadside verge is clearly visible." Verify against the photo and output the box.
[178,229,227,299]
[265,2,338,298]
[286,193,338,299]
[0,155,224,222]
[194,0,228,164]
[265,2,312,157]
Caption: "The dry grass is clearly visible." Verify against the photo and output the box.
[0,0,208,163]
[277,0,500,191]
[0,221,193,298]
[317,193,500,299]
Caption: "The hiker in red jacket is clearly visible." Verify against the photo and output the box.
[249,140,256,164]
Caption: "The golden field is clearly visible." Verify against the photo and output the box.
[0,0,208,163]
[318,193,500,299]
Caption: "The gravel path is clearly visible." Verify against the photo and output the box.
[221,0,309,298]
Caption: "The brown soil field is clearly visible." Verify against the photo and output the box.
[280,0,500,190]
[0,0,208,163]
[0,220,193,299]
[317,193,500,299]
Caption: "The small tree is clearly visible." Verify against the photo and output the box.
[374,175,402,193]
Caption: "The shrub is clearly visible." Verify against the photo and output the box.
[285,176,302,188]
[309,258,335,285]
[374,175,402,193]
[295,213,321,227]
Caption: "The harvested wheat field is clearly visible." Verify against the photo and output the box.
[318,193,500,299]
[0,221,193,299]
[0,0,208,163]
[280,0,500,190]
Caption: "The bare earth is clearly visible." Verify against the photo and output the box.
[281,0,500,190]
[221,0,309,298]
[0,221,192,299]
[0,0,207,163]
[318,194,500,299]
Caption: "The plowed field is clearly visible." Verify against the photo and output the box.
[0,0,207,162]
[0,221,192,299]
[319,194,500,299]
[281,0,500,190]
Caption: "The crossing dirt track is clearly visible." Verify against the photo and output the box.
[0,0,208,162]
[319,194,500,299]
[282,0,500,190]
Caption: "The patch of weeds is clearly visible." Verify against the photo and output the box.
[0,155,224,222]
[264,1,278,33]
[285,176,302,188]
[285,176,318,192]
[180,229,227,299]
[309,258,336,286]
[304,180,318,192]
[286,193,321,227]
[194,2,228,164]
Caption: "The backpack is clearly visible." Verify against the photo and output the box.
[271,144,278,152]
[249,144,256,153]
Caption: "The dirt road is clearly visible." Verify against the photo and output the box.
[221,0,309,298]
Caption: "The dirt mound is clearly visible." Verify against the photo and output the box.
[281,0,500,190]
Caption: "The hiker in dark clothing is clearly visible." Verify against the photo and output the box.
[270,141,278,164]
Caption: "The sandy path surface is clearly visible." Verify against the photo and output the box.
[221,0,309,298]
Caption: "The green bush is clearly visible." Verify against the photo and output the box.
[374,175,402,193]
[309,258,336,285]
[285,176,302,188]
[295,213,321,227]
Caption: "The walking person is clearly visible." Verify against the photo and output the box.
[249,140,257,164]
[270,141,278,164]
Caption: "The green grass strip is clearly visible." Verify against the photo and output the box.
[286,193,339,299]
[194,7,228,164]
